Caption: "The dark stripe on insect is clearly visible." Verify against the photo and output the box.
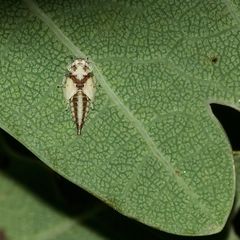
[79,92,90,135]
[71,93,79,134]
[70,73,93,89]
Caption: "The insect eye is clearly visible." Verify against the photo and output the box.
[71,65,77,71]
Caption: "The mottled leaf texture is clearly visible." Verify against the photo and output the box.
[0,0,239,236]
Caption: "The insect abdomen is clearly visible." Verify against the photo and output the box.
[70,91,90,135]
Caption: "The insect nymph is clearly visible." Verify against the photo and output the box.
[63,58,96,135]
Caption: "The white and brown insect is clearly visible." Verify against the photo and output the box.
[63,58,96,135]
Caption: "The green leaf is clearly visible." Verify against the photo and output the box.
[0,133,238,240]
[0,0,238,235]
[227,227,240,240]
[234,151,240,209]
[0,149,106,240]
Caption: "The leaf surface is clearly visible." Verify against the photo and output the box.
[0,0,239,235]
